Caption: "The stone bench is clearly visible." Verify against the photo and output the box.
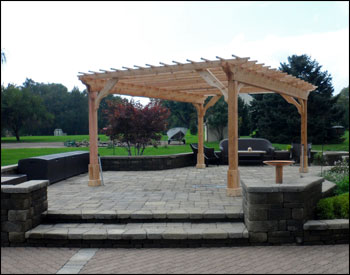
[18,151,89,184]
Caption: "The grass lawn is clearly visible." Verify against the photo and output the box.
[1,131,348,167]
[1,135,109,143]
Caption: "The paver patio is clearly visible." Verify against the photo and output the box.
[47,165,330,213]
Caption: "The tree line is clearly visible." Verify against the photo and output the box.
[1,79,123,140]
[1,54,348,143]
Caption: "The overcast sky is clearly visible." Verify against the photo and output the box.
[1,1,349,104]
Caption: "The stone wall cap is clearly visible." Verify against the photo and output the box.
[304,219,349,230]
[241,177,324,193]
[101,153,193,160]
[1,180,49,193]
[1,164,18,174]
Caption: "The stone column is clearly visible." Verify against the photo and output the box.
[1,180,48,246]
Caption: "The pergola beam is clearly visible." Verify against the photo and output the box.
[91,81,206,104]
[230,65,309,100]
[79,58,250,81]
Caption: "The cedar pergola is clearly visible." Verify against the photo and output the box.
[78,55,317,197]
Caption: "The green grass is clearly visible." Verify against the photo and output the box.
[1,135,109,143]
[1,130,348,167]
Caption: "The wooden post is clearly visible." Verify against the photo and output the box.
[227,75,241,197]
[300,99,308,173]
[88,89,101,186]
[194,103,206,168]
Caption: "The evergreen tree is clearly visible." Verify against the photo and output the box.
[250,54,344,144]
[162,101,197,134]
[206,96,251,140]
[335,87,349,129]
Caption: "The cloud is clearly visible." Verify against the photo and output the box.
[235,29,349,93]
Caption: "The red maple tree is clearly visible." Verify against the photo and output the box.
[104,99,170,155]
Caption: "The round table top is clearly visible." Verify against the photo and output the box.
[263,160,295,166]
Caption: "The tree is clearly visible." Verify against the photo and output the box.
[250,54,344,144]
[206,96,251,140]
[335,87,349,129]
[98,94,123,131]
[104,99,170,155]
[1,84,53,141]
[23,79,90,135]
[162,101,197,134]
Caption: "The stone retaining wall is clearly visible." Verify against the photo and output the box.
[242,177,324,244]
[101,153,195,171]
[303,219,349,245]
[1,180,48,246]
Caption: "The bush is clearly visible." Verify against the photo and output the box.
[321,159,349,195]
[316,193,349,219]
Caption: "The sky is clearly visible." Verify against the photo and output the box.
[1,1,349,105]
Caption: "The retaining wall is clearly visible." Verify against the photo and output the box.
[101,153,195,171]
[242,176,325,244]
[303,219,349,245]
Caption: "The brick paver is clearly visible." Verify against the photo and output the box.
[79,245,349,274]
[1,247,78,274]
[47,165,330,213]
[1,245,348,274]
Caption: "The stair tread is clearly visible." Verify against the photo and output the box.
[44,208,243,220]
[25,222,248,240]
[1,174,27,185]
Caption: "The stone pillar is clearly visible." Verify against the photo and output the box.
[88,90,101,186]
[242,177,323,244]
[1,180,48,246]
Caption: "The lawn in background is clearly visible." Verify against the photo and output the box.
[1,131,348,166]
[1,135,109,143]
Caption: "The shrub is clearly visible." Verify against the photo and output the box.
[334,176,350,195]
[316,193,349,219]
[316,197,335,219]
[321,159,349,195]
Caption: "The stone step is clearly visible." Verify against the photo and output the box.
[1,174,27,185]
[322,180,337,198]
[43,208,244,224]
[25,222,249,248]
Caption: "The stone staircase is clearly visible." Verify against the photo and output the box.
[1,174,27,185]
[25,209,249,248]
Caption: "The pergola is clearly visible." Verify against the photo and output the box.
[78,55,317,197]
